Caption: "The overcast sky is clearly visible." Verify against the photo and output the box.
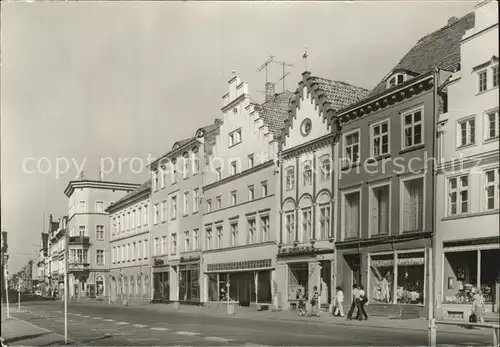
[1,1,475,273]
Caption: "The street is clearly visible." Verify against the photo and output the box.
[1,301,494,346]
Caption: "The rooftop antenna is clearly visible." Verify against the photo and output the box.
[302,47,308,71]
[257,55,275,83]
[78,171,85,180]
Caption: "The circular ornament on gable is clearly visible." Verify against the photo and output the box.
[300,118,312,137]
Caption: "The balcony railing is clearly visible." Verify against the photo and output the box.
[68,236,90,245]
[68,262,90,272]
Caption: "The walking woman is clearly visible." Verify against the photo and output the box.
[471,292,485,323]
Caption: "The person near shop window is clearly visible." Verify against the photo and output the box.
[356,284,368,321]
[309,286,320,317]
[346,284,360,320]
[471,292,485,323]
[333,286,344,317]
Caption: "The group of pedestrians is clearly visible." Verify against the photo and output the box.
[333,284,368,321]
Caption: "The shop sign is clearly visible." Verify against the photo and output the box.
[154,257,164,266]
[371,259,394,267]
[397,257,424,266]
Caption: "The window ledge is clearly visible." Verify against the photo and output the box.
[370,154,391,162]
[399,144,425,155]
[456,143,476,150]
[341,162,360,171]
[484,136,499,144]
[228,142,242,149]
[442,209,499,221]
[476,86,498,96]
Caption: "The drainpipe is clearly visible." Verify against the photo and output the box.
[428,69,439,347]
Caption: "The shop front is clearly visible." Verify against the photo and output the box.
[152,263,170,302]
[336,235,431,318]
[276,244,334,311]
[438,243,500,319]
[205,259,273,306]
[178,259,201,302]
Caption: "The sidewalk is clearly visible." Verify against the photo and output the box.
[68,300,492,336]
[1,316,68,346]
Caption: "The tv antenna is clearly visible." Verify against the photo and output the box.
[257,55,294,93]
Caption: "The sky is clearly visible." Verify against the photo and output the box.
[1,1,476,273]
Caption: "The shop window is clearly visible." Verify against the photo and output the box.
[396,252,424,304]
[288,263,309,301]
[96,276,104,297]
[208,274,218,301]
[370,254,394,303]
[179,265,200,301]
[153,272,169,300]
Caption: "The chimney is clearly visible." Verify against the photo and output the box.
[448,16,459,25]
[265,82,275,102]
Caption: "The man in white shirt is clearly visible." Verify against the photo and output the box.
[356,284,368,321]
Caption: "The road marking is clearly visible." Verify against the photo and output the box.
[151,327,169,331]
[204,336,234,343]
[103,318,115,322]
[132,324,148,328]
[93,317,103,320]
[176,331,200,336]
[83,315,90,318]
[10,316,67,340]
[116,321,130,325]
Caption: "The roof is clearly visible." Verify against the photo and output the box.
[109,180,151,209]
[307,76,370,111]
[255,91,295,137]
[369,12,475,97]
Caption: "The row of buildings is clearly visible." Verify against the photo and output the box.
[34,1,498,321]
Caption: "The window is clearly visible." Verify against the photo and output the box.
[387,73,405,88]
[131,210,135,228]
[184,230,191,252]
[171,160,177,184]
[302,162,312,186]
[153,171,159,191]
[248,219,256,244]
[171,233,177,254]
[206,228,213,250]
[161,236,167,255]
[143,205,148,226]
[154,204,159,225]
[248,185,255,201]
[344,131,360,164]
[320,157,331,181]
[216,168,222,181]
[112,219,116,235]
[371,185,390,235]
[96,225,104,240]
[285,212,295,243]
[229,129,242,146]
[171,196,177,219]
[486,110,499,140]
[137,207,142,227]
[137,241,142,258]
[248,154,254,169]
[478,70,487,93]
[154,237,160,256]
[301,210,312,242]
[493,65,499,88]
[126,212,130,230]
[183,191,189,216]
[192,148,200,174]
[230,161,238,175]
[230,223,238,246]
[193,229,200,250]
[78,225,86,237]
[216,226,223,248]
[207,199,212,213]
[79,201,86,213]
[261,181,268,197]
[216,196,222,209]
[112,247,116,263]
[96,249,104,265]
[372,120,389,156]
[95,201,104,213]
[230,191,237,206]
[132,242,136,260]
[458,118,475,147]
[286,167,295,191]
[144,239,148,258]
[193,188,199,213]
[403,109,423,148]
[161,166,166,189]
[161,201,167,222]
[402,177,424,231]
[344,191,360,239]
[448,175,469,216]
[319,205,330,239]
[183,154,189,179]
[485,169,499,210]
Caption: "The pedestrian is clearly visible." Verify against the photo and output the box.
[471,292,485,323]
[333,286,344,317]
[309,286,320,317]
[346,284,360,320]
[296,288,306,317]
[356,284,368,321]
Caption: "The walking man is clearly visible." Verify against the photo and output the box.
[356,284,368,321]
[333,286,344,317]
[346,284,360,320]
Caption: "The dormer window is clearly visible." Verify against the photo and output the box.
[387,73,405,89]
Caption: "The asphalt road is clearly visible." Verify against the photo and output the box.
[5,301,493,346]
